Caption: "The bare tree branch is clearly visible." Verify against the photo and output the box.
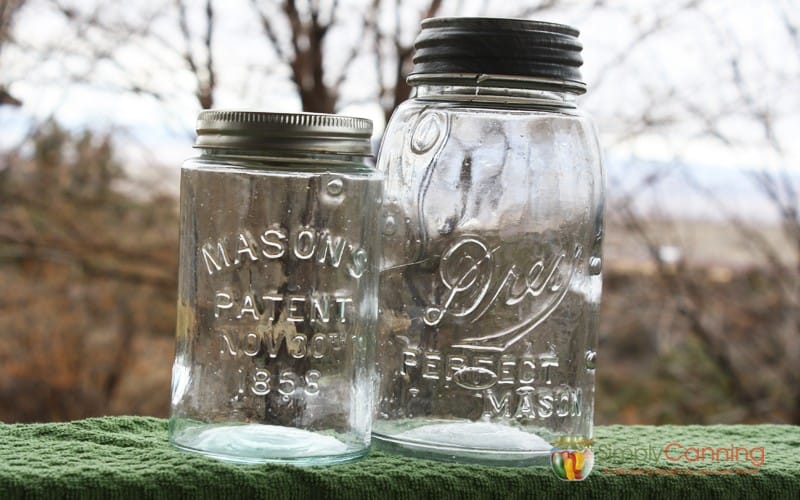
[332,7,374,90]
[203,0,216,109]
[175,0,215,109]
[250,0,288,61]
[592,0,705,92]
[0,0,26,106]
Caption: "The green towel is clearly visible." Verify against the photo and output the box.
[0,417,797,499]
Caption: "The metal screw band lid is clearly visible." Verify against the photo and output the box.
[409,17,586,94]
[195,110,373,155]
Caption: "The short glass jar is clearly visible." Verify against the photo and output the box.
[169,111,382,465]
[373,18,604,467]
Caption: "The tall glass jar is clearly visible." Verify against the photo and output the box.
[169,111,382,465]
[374,18,604,466]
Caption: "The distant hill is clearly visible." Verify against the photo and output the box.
[607,156,798,223]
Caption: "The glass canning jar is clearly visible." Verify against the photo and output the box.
[169,111,383,465]
[373,18,604,467]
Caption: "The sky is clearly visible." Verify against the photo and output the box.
[1,0,798,220]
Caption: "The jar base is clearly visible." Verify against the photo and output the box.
[373,421,553,466]
[170,421,368,465]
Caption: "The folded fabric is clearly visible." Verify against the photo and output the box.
[0,417,797,499]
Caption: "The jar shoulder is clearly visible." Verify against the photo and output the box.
[386,97,597,127]
[181,156,382,179]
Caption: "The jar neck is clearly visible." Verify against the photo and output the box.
[411,79,579,109]
[196,148,368,165]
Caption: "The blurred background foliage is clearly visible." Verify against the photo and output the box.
[0,121,177,420]
[0,0,798,424]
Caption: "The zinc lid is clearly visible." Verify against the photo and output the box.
[409,17,586,93]
[195,110,373,155]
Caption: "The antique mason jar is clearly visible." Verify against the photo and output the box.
[374,18,604,466]
[169,111,382,465]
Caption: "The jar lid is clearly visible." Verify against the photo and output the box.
[409,17,586,94]
[194,110,373,155]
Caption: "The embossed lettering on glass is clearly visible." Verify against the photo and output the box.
[169,111,382,465]
[373,18,604,466]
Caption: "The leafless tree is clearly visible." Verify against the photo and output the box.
[35,0,579,119]
[0,121,178,421]
[601,0,800,422]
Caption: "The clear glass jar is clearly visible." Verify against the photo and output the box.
[169,111,382,465]
[373,18,604,466]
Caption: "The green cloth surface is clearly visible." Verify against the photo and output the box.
[0,417,797,499]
